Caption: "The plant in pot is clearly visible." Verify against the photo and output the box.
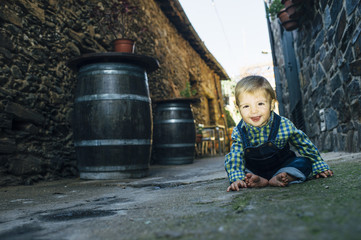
[277,8,299,31]
[282,0,305,19]
[91,0,144,53]
[268,0,299,31]
[196,124,204,144]
[268,0,284,20]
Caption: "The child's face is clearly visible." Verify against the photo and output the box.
[237,89,275,127]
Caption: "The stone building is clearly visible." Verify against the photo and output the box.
[268,0,361,152]
[0,0,229,185]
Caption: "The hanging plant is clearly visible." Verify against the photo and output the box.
[268,0,284,20]
[277,9,300,31]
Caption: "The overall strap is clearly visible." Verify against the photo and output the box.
[237,113,281,147]
[268,113,281,141]
[237,120,250,148]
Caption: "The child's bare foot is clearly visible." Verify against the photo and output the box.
[245,173,268,188]
[269,172,296,187]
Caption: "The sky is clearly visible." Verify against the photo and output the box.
[178,0,273,79]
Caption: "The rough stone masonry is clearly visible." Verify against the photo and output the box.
[0,0,228,186]
[270,0,361,153]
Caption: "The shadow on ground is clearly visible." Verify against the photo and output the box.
[0,157,360,240]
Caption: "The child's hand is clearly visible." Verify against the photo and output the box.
[227,180,247,192]
[315,169,333,178]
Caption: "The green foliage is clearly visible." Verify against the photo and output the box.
[180,82,197,98]
[196,124,204,134]
[268,0,284,20]
[225,109,236,127]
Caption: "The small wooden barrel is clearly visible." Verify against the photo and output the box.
[152,98,198,165]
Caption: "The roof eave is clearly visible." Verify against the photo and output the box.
[155,0,230,80]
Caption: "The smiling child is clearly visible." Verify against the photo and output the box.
[225,75,333,191]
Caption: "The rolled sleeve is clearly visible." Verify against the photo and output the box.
[312,161,331,175]
[288,122,331,175]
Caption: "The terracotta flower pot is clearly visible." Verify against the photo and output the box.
[113,39,135,53]
[286,3,303,19]
[277,8,289,22]
[282,0,293,8]
[277,9,299,31]
[196,134,203,143]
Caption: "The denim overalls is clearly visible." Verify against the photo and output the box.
[237,113,312,181]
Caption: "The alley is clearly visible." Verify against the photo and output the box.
[1,153,360,240]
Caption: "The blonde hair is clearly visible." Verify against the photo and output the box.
[235,75,276,107]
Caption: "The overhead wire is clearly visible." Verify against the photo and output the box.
[211,0,238,73]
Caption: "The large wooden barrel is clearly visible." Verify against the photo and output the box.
[152,98,198,165]
[68,53,159,179]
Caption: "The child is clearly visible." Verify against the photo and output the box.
[225,75,333,191]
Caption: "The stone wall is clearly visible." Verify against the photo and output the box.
[0,0,227,185]
[270,0,361,153]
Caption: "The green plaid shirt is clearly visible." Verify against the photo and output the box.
[225,112,331,183]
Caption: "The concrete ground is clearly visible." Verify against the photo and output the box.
[0,152,361,240]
